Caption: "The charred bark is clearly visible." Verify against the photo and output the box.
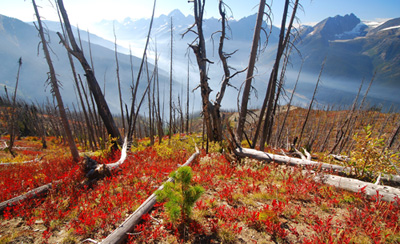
[56,0,121,144]
[33,0,80,162]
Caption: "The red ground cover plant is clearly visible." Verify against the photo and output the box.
[1,136,399,243]
[130,150,400,243]
[0,137,194,242]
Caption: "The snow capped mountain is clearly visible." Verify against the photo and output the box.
[296,14,400,95]
[306,13,368,40]
[1,10,400,110]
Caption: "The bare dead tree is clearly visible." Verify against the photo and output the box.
[297,57,325,148]
[54,7,97,151]
[187,0,244,142]
[6,57,22,157]
[276,61,303,147]
[127,0,157,142]
[186,58,190,134]
[185,0,213,142]
[236,0,267,142]
[32,0,80,162]
[169,17,174,141]
[145,56,154,145]
[255,0,300,150]
[114,24,126,133]
[154,47,163,144]
[56,0,121,145]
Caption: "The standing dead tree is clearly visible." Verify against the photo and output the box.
[114,24,126,134]
[127,0,157,142]
[296,58,325,148]
[254,0,300,150]
[187,0,244,142]
[32,0,80,162]
[186,58,190,134]
[169,17,174,141]
[237,0,268,143]
[56,0,121,144]
[5,57,22,157]
[276,61,303,147]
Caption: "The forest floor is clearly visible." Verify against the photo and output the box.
[1,134,399,243]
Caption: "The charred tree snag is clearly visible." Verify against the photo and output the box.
[187,0,244,142]
[169,17,174,141]
[186,0,213,141]
[56,0,121,144]
[253,0,300,150]
[33,0,80,163]
[237,0,267,142]
[6,57,22,157]
[127,0,157,142]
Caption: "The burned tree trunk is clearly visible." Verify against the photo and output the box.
[33,0,80,162]
[187,0,243,142]
[254,0,300,150]
[187,0,214,141]
[297,58,325,148]
[237,0,267,142]
[6,57,22,157]
[56,0,121,144]
[169,17,174,141]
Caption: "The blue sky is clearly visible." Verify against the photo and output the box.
[0,0,399,28]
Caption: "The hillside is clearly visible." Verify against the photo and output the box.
[89,11,400,108]
[295,14,400,88]
[0,14,175,113]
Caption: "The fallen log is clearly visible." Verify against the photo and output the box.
[0,183,52,213]
[314,174,400,202]
[101,147,200,244]
[234,147,349,172]
[234,147,400,201]
[1,156,43,166]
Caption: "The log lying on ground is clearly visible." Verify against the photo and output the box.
[0,138,129,214]
[0,183,53,213]
[234,147,400,202]
[234,147,400,186]
[101,147,200,244]
[235,147,349,172]
[1,156,43,166]
[314,173,400,202]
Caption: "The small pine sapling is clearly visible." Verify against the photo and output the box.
[156,166,204,223]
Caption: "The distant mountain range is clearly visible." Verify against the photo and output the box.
[296,13,400,87]
[89,10,400,108]
[1,10,399,111]
[0,14,173,113]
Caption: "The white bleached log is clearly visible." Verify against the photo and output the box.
[234,147,400,201]
[314,173,400,202]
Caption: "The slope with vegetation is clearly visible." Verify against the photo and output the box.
[1,0,400,243]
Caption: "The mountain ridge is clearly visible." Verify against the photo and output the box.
[1,10,399,111]
[0,14,175,113]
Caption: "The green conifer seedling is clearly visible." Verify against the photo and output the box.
[156,166,204,223]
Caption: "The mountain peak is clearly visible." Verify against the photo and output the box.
[311,13,367,40]
[168,9,185,18]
